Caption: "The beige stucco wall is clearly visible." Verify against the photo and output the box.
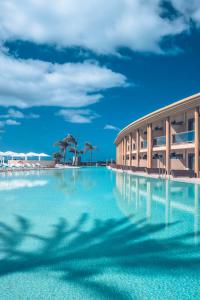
[139,159,147,167]
[152,120,165,138]
[170,150,186,170]
[152,152,166,168]
[131,160,137,167]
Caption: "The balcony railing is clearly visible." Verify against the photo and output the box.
[153,135,166,147]
[172,130,195,144]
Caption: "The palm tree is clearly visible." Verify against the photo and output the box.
[79,149,84,156]
[79,149,85,166]
[54,140,70,163]
[84,142,97,166]
[63,134,77,145]
[69,147,83,166]
[69,147,76,165]
[53,152,63,164]
[64,134,78,165]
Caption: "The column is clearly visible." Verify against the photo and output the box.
[166,117,171,175]
[122,138,124,165]
[147,124,152,168]
[124,136,127,166]
[118,143,119,165]
[136,129,140,167]
[195,107,199,177]
[117,144,119,165]
[129,133,132,166]
[120,141,123,165]
[118,143,120,164]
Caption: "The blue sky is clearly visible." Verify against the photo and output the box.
[0,0,200,161]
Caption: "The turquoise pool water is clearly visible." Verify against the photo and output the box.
[0,167,199,300]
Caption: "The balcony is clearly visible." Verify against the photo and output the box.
[153,135,166,147]
[172,130,195,144]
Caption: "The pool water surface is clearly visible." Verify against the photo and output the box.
[0,167,199,300]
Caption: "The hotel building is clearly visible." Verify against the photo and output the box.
[115,93,200,177]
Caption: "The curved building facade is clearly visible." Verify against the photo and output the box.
[115,93,200,177]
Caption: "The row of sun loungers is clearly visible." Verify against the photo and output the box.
[109,164,195,178]
[0,163,48,172]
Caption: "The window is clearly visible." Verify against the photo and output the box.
[154,126,163,131]
[175,154,183,160]
[153,154,163,159]
[170,152,183,160]
[171,120,184,126]
[188,118,194,131]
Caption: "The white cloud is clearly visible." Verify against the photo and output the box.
[0,119,21,127]
[5,119,20,125]
[170,1,200,25]
[28,113,40,119]
[0,179,48,191]
[57,109,100,123]
[0,50,127,108]
[0,108,40,119]
[104,124,120,131]
[0,0,198,54]
[0,108,24,119]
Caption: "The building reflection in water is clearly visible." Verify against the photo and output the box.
[115,172,199,242]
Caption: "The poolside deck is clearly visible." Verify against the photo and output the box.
[108,166,200,185]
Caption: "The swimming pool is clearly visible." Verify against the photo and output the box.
[0,167,199,300]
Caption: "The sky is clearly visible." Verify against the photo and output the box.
[0,0,200,161]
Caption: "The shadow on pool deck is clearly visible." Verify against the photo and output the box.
[0,214,199,299]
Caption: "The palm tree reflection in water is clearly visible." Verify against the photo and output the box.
[52,169,96,196]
